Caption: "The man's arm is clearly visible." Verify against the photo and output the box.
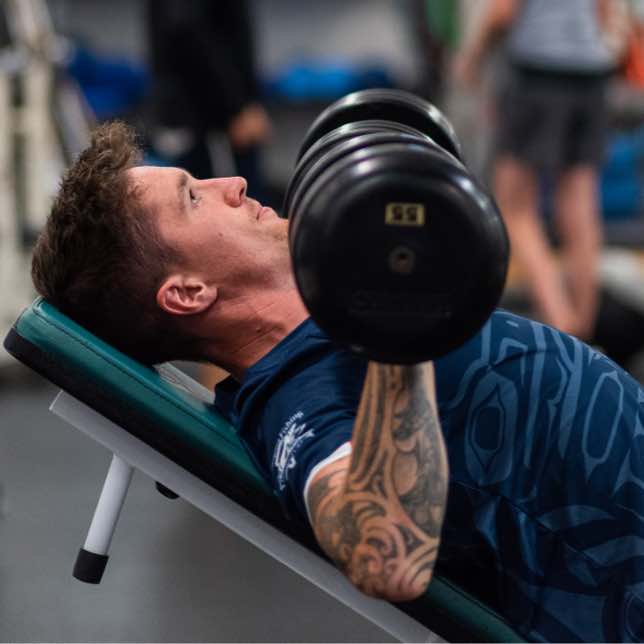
[596,0,632,60]
[453,0,519,86]
[306,362,448,602]
[152,0,255,125]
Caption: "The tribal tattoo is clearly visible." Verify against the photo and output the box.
[308,363,448,601]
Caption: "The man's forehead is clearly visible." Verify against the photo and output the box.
[127,165,181,208]
[128,164,179,187]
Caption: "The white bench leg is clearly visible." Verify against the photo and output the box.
[73,454,134,583]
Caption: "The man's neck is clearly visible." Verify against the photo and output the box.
[201,286,310,380]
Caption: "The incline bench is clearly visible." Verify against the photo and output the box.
[3,298,523,643]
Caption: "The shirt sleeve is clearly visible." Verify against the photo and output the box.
[251,349,366,523]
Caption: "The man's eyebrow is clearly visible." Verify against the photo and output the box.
[177,171,189,215]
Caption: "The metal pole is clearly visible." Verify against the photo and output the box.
[73,453,134,584]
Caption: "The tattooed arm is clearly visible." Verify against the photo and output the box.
[307,362,449,602]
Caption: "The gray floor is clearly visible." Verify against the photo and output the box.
[0,365,392,643]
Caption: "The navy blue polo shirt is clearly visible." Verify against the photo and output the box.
[215,309,644,642]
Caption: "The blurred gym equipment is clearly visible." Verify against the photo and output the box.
[0,0,91,367]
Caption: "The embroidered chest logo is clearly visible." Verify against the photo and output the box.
[273,411,315,491]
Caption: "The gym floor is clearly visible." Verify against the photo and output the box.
[0,366,393,642]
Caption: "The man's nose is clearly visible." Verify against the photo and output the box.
[223,177,247,207]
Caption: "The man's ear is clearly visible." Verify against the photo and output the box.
[156,274,218,316]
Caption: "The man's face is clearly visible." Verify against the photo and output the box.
[128,166,289,293]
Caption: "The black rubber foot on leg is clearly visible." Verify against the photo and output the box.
[73,548,109,584]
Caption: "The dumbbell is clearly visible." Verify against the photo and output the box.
[297,88,462,161]
[284,89,463,218]
[286,88,509,364]
[283,119,430,219]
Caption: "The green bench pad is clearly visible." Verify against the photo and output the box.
[3,298,523,643]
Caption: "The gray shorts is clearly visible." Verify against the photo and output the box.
[495,65,611,172]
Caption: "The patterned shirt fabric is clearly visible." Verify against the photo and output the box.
[214,309,644,642]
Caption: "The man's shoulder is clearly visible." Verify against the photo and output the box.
[438,309,585,369]
[435,308,643,432]
[227,318,365,432]
[434,309,540,377]
[434,309,637,409]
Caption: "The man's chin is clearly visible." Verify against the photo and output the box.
[270,215,289,244]
[275,230,289,245]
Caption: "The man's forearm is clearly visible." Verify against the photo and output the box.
[460,0,518,66]
[308,363,448,601]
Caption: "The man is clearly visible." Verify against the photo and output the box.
[146,0,271,193]
[32,123,644,641]
[454,0,630,340]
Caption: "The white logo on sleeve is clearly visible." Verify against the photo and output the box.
[273,411,315,491]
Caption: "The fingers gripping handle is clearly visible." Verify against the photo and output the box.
[73,454,134,584]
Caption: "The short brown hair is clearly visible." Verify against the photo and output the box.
[32,121,186,364]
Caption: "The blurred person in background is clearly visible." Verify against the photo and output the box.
[624,0,644,86]
[407,0,459,102]
[454,0,631,340]
[146,0,271,187]
[147,0,272,389]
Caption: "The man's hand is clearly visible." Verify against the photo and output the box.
[452,0,519,89]
[227,103,272,149]
[307,362,448,602]
[452,51,483,89]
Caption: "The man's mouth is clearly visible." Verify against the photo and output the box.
[256,205,271,220]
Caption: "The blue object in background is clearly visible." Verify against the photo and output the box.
[600,127,644,219]
[65,44,149,121]
[264,59,394,101]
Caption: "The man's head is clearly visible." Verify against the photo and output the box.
[129,164,289,321]
[32,122,289,365]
